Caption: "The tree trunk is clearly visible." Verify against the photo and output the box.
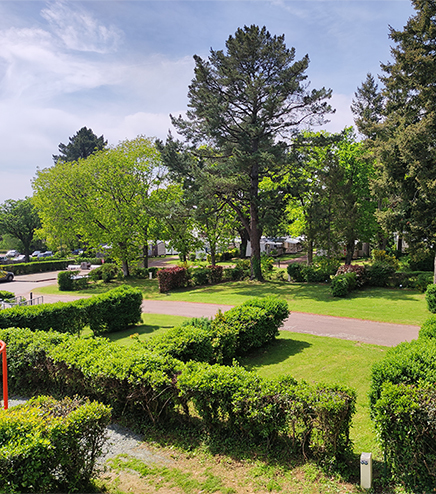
[210,247,216,266]
[122,259,130,277]
[249,200,263,281]
[307,239,313,265]
[142,245,149,268]
[434,252,436,285]
[345,239,354,265]
[239,228,249,258]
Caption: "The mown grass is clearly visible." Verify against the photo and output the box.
[35,277,427,325]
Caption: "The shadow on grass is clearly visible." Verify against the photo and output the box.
[241,338,312,370]
[106,322,175,344]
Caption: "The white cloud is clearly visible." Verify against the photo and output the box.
[41,1,123,53]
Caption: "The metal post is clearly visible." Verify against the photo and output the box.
[0,341,8,410]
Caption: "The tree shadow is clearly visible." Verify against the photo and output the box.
[107,323,172,343]
[241,338,312,370]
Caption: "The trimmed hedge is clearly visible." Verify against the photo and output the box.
[0,396,111,494]
[0,291,14,301]
[0,286,142,336]
[177,362,356,458]
[419,315,436,340]
[0,260,72,275]
[0,327,355,461]
[426,283,436,313]
[57,270,87,291]
[158,266,188,293]
[331,272,357,297]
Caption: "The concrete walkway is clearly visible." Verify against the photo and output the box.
[141,300,419,347]
[5,271,421,347]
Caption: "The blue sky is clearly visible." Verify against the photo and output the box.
[0,0,414,203]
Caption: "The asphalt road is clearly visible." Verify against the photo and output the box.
[5,271,421,347]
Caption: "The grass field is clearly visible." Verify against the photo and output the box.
[37,276,428,325]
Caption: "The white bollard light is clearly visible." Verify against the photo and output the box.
[360,452,372,490]
[149,271,153,280]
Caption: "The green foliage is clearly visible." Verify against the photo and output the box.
[0,260,71,276]
[370,339,436,408]
[0,286,142,336]
[88,263,120,283]
[392,271,433,291]
[287,259,338,283]
[0,395,111,493]
[57,270,85,291]
[177,362,356,459]
[146,325,214,363]
[331,274,353,297]
[335,264,367,288]
[190,267,210,286]
[365,261,396,287]
[426,284,436,313]
[85,285,143,335]
[286,262,305,282]
[241,297,289,329]
[419,315,436,340]
[53,126,106,163]
[0,291,14,301]
[371,249,399,270]
[372,383,436,492]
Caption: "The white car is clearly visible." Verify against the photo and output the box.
[13,255,26,262]
[5,250,19,258]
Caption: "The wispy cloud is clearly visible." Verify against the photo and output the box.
[40,1,123,53]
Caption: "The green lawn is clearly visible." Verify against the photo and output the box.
[36,278,428,325]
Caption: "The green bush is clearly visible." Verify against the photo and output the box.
[177,362,355,459]
[0,286,142,336]
[0,291,14,301]
[372,383,436,492]
[335,264,367,288]
[366,261,396,287]
[241,296,289,329]
[84,285,142,335]
[58,270,76,291]
[331,273,356,297]
[286,262,305,282]
[419,315,436,339]
[371,249,399,270]
[0,260,71,276]
[146,325,214,363]
[88,263,120,283]
[392,271,433,291]
[426,283,436,313]
[0,396,111,494]
[191,267,210,286]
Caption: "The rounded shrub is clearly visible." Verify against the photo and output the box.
[0,290,14,300]
[286,262,305,282]
[419,315,436,339]
[366,261,396,287]
[425,283,436,313]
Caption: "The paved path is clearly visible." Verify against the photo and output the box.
[6,271,420,347]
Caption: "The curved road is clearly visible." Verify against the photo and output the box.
[6,271,420,347]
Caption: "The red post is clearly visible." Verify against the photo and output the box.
[0,341,7,410]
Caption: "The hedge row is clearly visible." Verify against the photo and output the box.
[0,285,142,336]
[0,396,111,494]
[370,323,436,491]
[0,327,355,460]
[146,297,289,364]
[0,260,72,275]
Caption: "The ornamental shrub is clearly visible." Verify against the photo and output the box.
[0,396,111,494]
[371,249,399,270]
[419,316,436,340]
[372,383,436,492]
[84,285,142,335]
[331,273,356,297]
[88,263,120,283]
[335,264,367,288]
[146,324,214,363]
[287,262,305,282]
[191,267,210,286]
[426,283,436,313]
[366,261,396,287]
[241,296,289,329]
[0,291,14,301]
[158,266,188,293]
[208,264,223,284]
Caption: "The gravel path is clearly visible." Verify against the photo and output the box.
[5,397,171,468]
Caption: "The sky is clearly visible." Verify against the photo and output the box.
[0,0,415,203]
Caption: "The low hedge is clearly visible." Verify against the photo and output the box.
[426,283,436,313]
[0,260,72,275]
[0,327,355,461]
[0,291,14,301]
[372,383,436,492]
[178,362,356,458]
[0,286,142,336]
[158,266,188,293]
[331,272,357,297]
[0,396,111,494]
[419,315,436,340]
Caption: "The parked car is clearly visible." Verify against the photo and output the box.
[0,270,14,282]
[37,251,53,259]
[31,251,41,257]
[12,255,26,262]
[5,250,19,258]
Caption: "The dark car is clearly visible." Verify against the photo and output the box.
[0,270,14,282]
